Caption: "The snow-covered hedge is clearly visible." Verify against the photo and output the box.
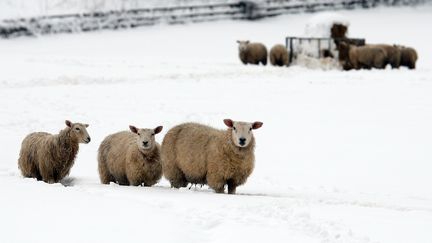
[0,0,427,38]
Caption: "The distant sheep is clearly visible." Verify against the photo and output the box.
[98,125,163,186]
[270,44,289,66]
[237,40,267,65]
[331,23,348,39]
[18,120,90,184]
[397,45,418,69]
[374,44,401,69]
[161,119,263,194]
[337,39,366,63]
[339,42,386,70]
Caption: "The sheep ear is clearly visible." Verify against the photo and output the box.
[85,124,89,128]
[129,125,138,134]
[154,126,163,134]
[245,40,250,44]
[252,121,263,130]
[223,119,233,128]
[65,120,72,127]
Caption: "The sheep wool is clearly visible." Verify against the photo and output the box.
[270,44,289,67]
[18,120,90,184]
[161,119,263,194]
[98,125,163,186]
[237,40,268,65]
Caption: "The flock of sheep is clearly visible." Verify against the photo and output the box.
[237,39,418,70]
[236,22,418,70]
[337,41,418,70]
[237,40,289,66]
[17,119,263,194]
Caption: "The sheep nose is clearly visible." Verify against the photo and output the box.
[86,137,91,143]
[143,141,149,146]
[239,138,246,146]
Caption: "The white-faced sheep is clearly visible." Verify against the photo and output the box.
[270,44,289,66]
[237,40,267,65]
[161,119,263,194]
[18,120,91,184]
[98,125,163,186]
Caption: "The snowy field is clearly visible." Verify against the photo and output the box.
[1,6,432,243]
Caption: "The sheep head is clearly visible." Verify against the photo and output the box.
[129,125,163,152]
[237,40,250,52]
[65,120,90,144]
[224,119,262,148]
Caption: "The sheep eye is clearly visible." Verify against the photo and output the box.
[152,133,155,136]
[233,127,236,131]
[75,127,80,131]
[137,133,140,136]
[249,127,252,131]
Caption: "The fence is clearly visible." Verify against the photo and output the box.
[0,0,426,38]
[285,36,366,63]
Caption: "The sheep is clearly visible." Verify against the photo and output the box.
[373,44,401,69]
[339,42,386,70]
[98,125,163,186]
[17,120,91,184]
[336,39,365,63]
[237,40,267,65]
[270,44,289,66]
[397,45,418,69]
[161,119,263,194]
[331,23,348,39]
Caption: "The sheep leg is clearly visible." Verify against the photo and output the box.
[126,166,143,186]
[127,172,143,186]
[18,152,41,180]
[98,160,114,184]
[117,176,130,186]
[165,163,188,188]
[227,179,237,195]
[207,175,225,193]
[39,163,55,184]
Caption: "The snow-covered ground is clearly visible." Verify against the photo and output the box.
[1,6,432,243]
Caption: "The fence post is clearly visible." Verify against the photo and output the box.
[239,1,260,20]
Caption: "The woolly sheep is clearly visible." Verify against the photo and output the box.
[397,46,418,69]
[337,39,365,63]
[373,44,401,69]
[161,119,263,194]
[18,120,90,184]
[339,42,386,70]
[98,125,163,186]
[270,44,289,66]
[237,40,267,65]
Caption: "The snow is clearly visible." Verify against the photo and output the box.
[294,12,350,61]
[1,5,432,243]
[0,0,239,19]
[304,12,350,38]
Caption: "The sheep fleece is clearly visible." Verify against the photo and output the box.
[270,44,289,66]
[161,123,255,192]
[349,45,386,69]
[18,129,79,183]
[239,43,268,65]
[98,131,162,186]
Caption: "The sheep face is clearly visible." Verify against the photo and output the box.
[223,119,263,148]
[129,125,163,152]
[237,40,250,52]
[65,120,91,144]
